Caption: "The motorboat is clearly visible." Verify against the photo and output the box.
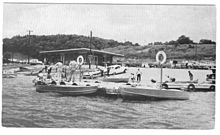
[35,82,98,96]
[119,84,189,100]
[102,76,129,83]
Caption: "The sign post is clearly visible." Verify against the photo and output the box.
[156,51,167,90]
[77,56,84,82]
[88,55,93,69]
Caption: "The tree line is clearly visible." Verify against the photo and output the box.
[148,35,216,46]
[3,34,140,59]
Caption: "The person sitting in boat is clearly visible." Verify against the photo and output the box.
[136,69,142,83]
[68,60,79,83]
[166,75,176,82]
[129,73,135,83]
[188,71,193,81]
[36,72,46,83]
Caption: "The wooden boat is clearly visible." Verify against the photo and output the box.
[119,85,189,100]
[36,84,98,96]
[102,77,129,83]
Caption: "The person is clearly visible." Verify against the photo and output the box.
[188,71,193,81]
[136,69,142,82]
[185,61,189,69]
[55,62,63,82]
[129,73,135,83]
[47,63,53,79]
[97,67,104,77]
[166,75,175,82]
[68,60,78,83]
[107,66,111,76]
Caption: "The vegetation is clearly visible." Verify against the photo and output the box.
[3,34,139,59]
[148,35,216,46]
[3,34,216,61]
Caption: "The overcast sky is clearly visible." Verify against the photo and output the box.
[3,3,216,45]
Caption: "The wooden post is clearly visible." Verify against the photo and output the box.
[160,64,163,90]
[79,65,82,82]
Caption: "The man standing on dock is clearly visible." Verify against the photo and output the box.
[188,71,193,81]
[136,69,142,83]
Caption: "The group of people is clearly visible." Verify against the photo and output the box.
[36,60,80,85]
[129,69,142,83]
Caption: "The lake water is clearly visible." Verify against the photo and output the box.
[2,68,215,129]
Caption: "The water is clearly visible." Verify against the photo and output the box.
[2,68,215,129]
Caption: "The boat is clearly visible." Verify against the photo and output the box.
[3,74,17,78]
[119,85,189,100]
[166,80,198,84]
[36,83,98,96]
[162,79,198,89]
[2,70,17,78]
[206,68,215,83]
[102,76,129,83]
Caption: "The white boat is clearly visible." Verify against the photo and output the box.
[102,76,129,83]
[119,85,189,100]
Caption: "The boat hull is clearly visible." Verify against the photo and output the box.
[102,77,129,83]
[120,87,189,100]
[36,85,98,96]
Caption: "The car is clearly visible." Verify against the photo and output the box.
[108,65,128,75]
[83,66,107,79]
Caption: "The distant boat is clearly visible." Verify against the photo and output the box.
[119,85,189,100]
[2,70,17,78]
[36,84,98,96]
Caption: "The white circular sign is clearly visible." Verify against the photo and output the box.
[77,55,84,65]
[156,51,167,64]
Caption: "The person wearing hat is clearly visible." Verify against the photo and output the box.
[68,60,78,83]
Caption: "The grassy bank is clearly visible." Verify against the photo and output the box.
[105,44,216,61]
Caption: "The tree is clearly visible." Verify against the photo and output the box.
[153,42,163,45]
[148,42,153,45]
[199,39,216,44]
[177,35,193,44]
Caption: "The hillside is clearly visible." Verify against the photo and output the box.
[3,34,216,62]
[3,34,139,59]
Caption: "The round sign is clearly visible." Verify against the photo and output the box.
[77,55,84,65]
[55,62,63,68]
[156,51,167,64]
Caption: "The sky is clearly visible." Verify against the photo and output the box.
[3,3,216,45]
